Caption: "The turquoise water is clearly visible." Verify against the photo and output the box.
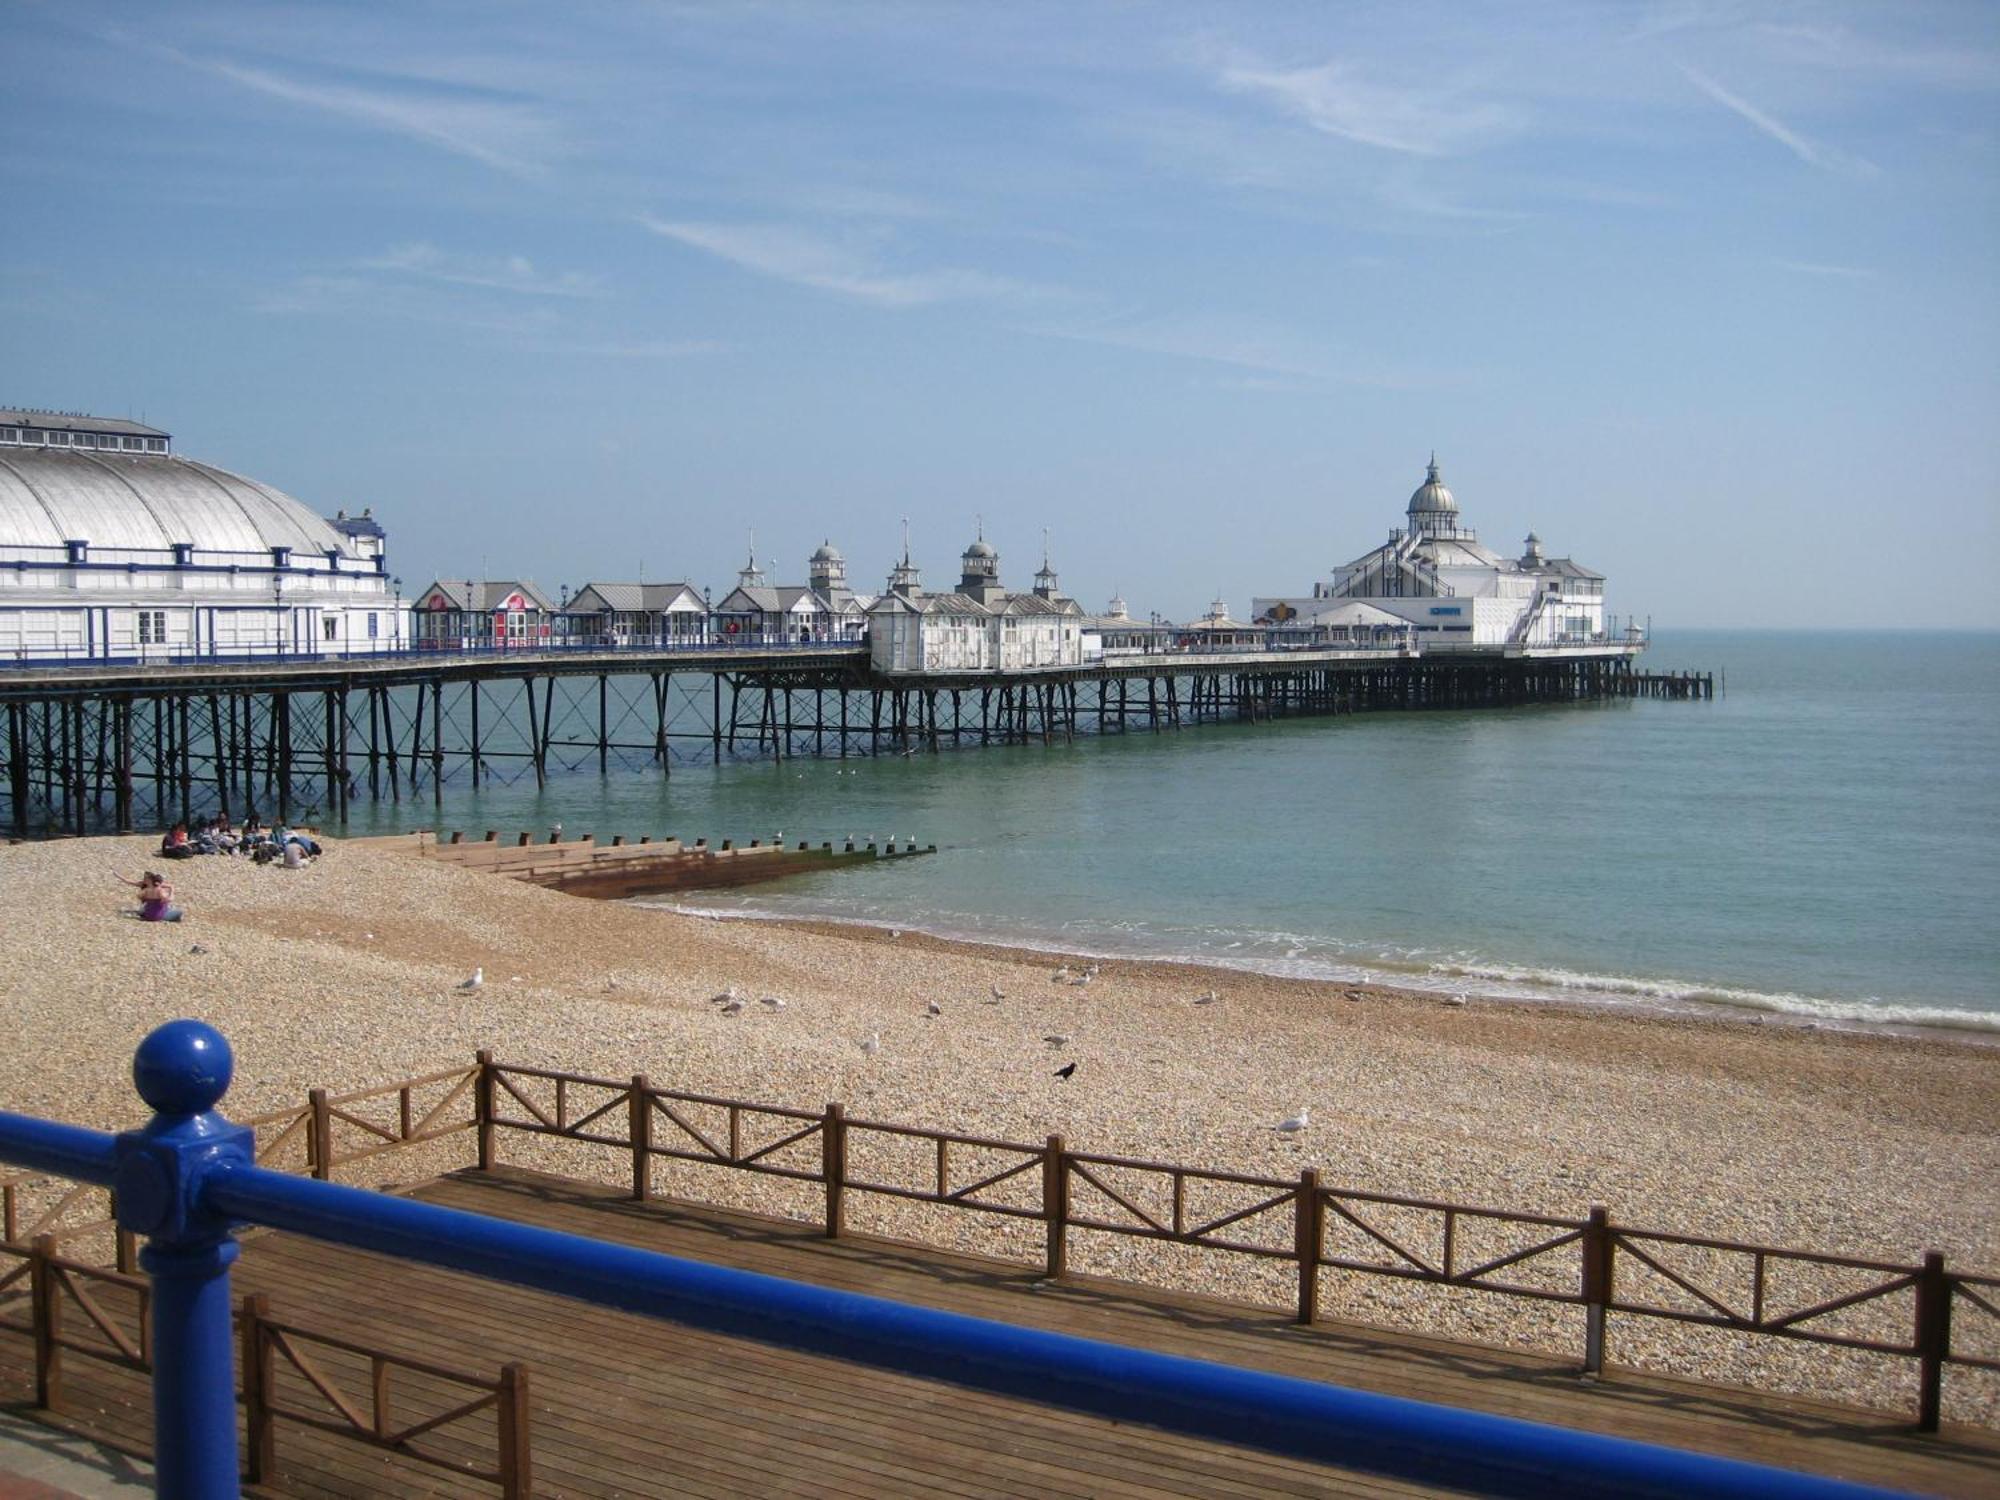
[347,632,2000,1032]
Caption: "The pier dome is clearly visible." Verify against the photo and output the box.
[0,446,359,560]
[1406,456,1458,524]
[810,541,843,563]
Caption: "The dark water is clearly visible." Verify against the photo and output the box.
[347,632,2000,1032]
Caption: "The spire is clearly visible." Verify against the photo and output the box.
[1427,451,1440,482]
[1041,527,1050,569]
[901,517,910,566]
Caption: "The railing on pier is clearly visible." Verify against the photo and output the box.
[0,1023,1910,1498]
[0,1234,528,1493]
[466,1055,1989,1430]
[7,1048,1990,1434]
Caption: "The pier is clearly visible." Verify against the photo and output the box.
[0,643,1711,837]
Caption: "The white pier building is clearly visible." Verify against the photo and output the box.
[868,530,1086,674]
[1253,458,1626,651]
[0,409,404,661]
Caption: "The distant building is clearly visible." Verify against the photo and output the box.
[1252,457,1611,649]
[0,408,403,660]
[711,541,867,643]
[411,579,556,649]
[868,528,1084,674]
[566,581,707,644]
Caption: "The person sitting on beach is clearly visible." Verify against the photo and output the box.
[159,823,193,860]
[209,815,240,854]
[117,871,184,922]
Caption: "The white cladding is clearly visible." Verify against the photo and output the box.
[868,594,1084,674]
[0,436,401,662]
[1252,459,1609,649]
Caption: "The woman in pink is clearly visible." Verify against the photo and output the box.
[118,871,184,922]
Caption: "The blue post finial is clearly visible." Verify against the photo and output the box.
[117,1020,252,1498]
[132,1018,233,1117]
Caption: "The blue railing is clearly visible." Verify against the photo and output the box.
[0,1023,1912,1499]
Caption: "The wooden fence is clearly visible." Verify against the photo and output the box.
[0,1236,527,1494]
[6,1051,1996,1432]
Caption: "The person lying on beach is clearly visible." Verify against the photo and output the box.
[117,870,184,922]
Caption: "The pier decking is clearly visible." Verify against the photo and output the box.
[4,1165,1993,1497]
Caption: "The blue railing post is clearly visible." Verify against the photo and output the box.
[112,1020,253,1499]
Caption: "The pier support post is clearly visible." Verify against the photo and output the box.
[824,1102,847,1238]
[1582,1204,1611,1376]
[1043,1134,1068,1278]
[1916,1250,1950,1431]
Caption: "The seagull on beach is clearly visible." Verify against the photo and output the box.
[459,967,483,991]
[719,997,746,1016]
[188,943,209,956]
[991,983,1006,1001]
[1052,966,1071,983]
[759,995,786,1010]
[1044,1033,1071,1048]
[1194,989,1218,1006]
[1275,1108,1311,1135]
[709,985,741,1006]
[860,1032,881,1057]
[926,999,943,1017]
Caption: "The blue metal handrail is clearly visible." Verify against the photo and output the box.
[0,1022,1910,1500]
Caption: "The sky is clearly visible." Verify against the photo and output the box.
[2,0,1996,627]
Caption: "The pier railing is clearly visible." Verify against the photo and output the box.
[0,1234,529,1493]
[6,1049,1993,1432]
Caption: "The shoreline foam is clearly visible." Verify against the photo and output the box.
[650,897,2000,1042]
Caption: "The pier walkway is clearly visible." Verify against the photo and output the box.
[4,1165,1992,1498]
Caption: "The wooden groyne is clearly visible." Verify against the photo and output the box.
[356,829,934,899]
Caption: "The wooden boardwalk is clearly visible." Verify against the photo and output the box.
[5,1165,1997,1497]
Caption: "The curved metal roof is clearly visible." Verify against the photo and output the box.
[0,449,351,557]
[1407,457,1458,516]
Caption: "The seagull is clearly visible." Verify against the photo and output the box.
[459,967,483,991]
[551,822,563,841]
[709,985,741,1005]
[991,983,1006,1001]
[1052,966,1071,983]
[1444,996,1468,1008]
[1275,1108,1311,1135]
[719,998,746,1016]
[860,1032,881,1057]
[759,995,786,1010]
[363,932,375,941]
[926,999,943,1017]
[188,943,209,956]
[1044,1033,1071,1048]
[1194,989,1218,1006]
[889,929,902,939]
[1054,1062,1077,1080]
[1069,972,1092,987]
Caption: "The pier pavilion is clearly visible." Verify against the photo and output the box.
[0,409,405,663]
[1253,458,1628,650]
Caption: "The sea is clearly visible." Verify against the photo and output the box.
[344,631,2000,1036]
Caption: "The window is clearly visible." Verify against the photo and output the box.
[122,436,142,451]
[146,438,167,452]
[22,429,44,444]
[323,617,339,641]
[138,610,166,645]
[0,428,14,442]
[49,431,70,445]
[367,613,379,639]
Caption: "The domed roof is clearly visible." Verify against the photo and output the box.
[811,540,843,563]
[0,448,355,557]
[1407,455,1458,517]
[962,538,996,560]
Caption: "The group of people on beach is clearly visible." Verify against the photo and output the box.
[124,817,326,923]
[157,816,321,867]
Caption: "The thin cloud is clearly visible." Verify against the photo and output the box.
[1774,259,1875,278]
[1216,55,1519,158]
[180,52,560,178]
[639,217,1045,308]
[1678,65,1877,176]
[1021,312,1423,389]
[362,244,606,299]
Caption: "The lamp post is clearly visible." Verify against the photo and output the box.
[272,572,285,658]
[391,576,404,653]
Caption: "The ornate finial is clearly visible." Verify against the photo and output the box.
[132,1019,234,1117]
[1428,451,1439,480]
[975,512,983,542]
[1042,527,1050,568]
[747,526,755,566]
[901,517,911,565]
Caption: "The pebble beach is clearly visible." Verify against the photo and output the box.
[2,834,1996,1425]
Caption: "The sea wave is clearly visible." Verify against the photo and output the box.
[637,895,2000,1040]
